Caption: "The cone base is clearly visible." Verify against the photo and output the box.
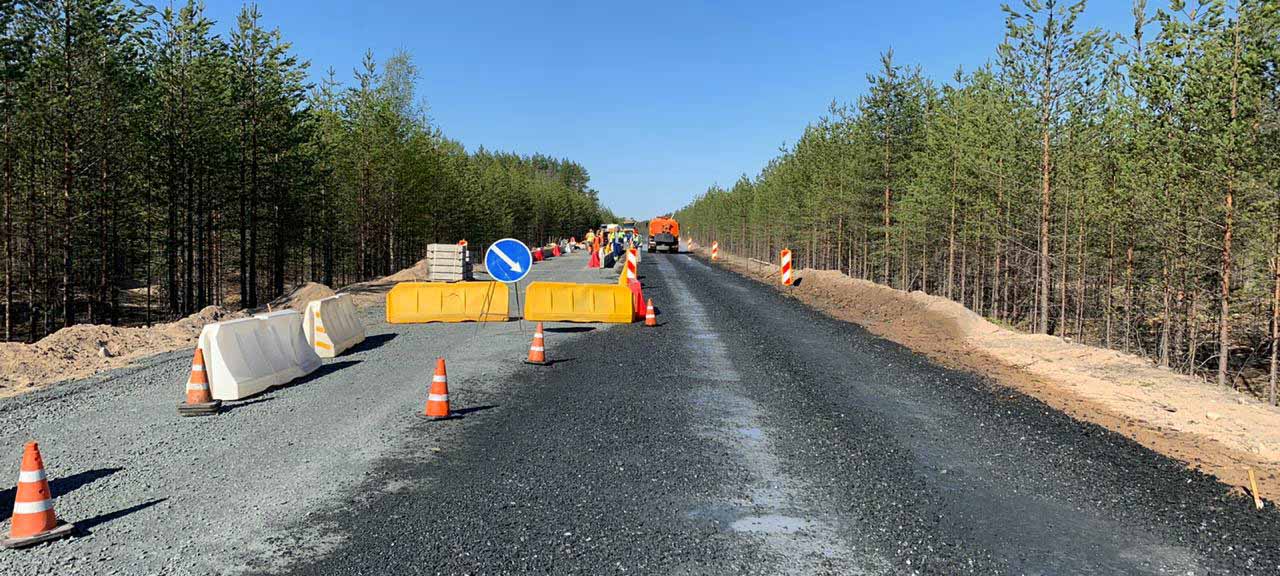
[425,413,459,421]
[177,400,222,417]
[522,359,550,366]
[2,521,74,549]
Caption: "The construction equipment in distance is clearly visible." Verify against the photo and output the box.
[647,216,680,253]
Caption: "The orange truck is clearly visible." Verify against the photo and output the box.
[647,216,680,253]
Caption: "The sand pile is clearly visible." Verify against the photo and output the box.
[0,305,243,397]
[709,249,1280,499]
[0,257,432,398]
[380,258,431,283]
[338,257,433,306]
[266,282,337,312]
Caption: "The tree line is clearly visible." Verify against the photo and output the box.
[676,0,1280,402]
[0,0,614,342]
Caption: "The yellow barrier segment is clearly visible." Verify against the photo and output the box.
[524,282,633,323]
[386,282,510,323]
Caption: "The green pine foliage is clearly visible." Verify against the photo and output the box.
[676,0,1280,399]
[0,1,613,341]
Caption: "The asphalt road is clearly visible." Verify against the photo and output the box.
[274,252,1280,575]
[4,249,1280,575]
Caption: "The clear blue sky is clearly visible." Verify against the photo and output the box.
[204,1,1149,220]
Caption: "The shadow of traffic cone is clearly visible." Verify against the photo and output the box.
[177,348,221,417]
[424,358,451,419]
[645,299,658,327]
[2,442,75,549]
[524,322,550,365]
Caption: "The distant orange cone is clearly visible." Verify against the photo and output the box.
[524,322,550,365]
[2,442,75,549]
[644,299,657,327]
[424,358,451,419]
[177,348,221,416]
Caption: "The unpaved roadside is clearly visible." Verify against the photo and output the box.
[703,248,1280,501]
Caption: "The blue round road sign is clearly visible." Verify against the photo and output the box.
[485,238,533,284]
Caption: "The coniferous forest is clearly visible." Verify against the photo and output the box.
[0,1,613,342]
[676,1,1280,400]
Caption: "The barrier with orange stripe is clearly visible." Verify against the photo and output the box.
[304,294,365,357]
[625,249,638,281]
[780,249,793,286]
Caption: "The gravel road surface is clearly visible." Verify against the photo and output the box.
[4,248,1280,575]
[0,250,614,575]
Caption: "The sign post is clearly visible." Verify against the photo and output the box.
[485,238,533,326]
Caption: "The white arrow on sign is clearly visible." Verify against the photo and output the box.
[492,245,523,273]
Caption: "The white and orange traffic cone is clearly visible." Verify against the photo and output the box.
[524,322,550,365]
[644,299,658,327]
[424,358,451,419]
[2,442,75,549]
[178,348,221,416]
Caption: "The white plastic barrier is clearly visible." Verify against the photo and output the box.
[303,294,365,358]
[197,310,322,401]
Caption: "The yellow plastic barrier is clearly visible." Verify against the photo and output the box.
[386,282,510,323]
[523,282,633,323]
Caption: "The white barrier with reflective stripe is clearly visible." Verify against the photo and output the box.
[303,294,366,358]
[198,310,322,401]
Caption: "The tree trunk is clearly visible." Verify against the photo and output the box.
[882,126,892,285]
[61,2,75,328]
[1218,20,1240,389]
[1105,224,1114,349]
[1124,244,1134,353]
[2,97,12,341]
[1037,32,1054,335]
[1270,254,1278,406]
[946,158,957,300]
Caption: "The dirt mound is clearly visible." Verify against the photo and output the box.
[338,258,433,306]
[0,306,243,397]
[380,258,431,283]
[0,257,426,397]
[709,249,1280,500]
[267,282,336,312]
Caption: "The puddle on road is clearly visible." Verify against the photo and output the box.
[658,256,886,575]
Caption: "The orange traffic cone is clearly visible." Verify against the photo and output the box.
[644,299,658,327]
[178,348,221,416]
[524,322,550,365]
[2,442,75,549]
[424,358,451,419]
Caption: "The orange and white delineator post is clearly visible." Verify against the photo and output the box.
[780,249,793,286]
[711,241,719,261]
[2,442,75,549]
[177,347,221,416]
[424,358,451,419]
[524,322,549,365]
[625,249,638,281]
[644,299,657,327]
